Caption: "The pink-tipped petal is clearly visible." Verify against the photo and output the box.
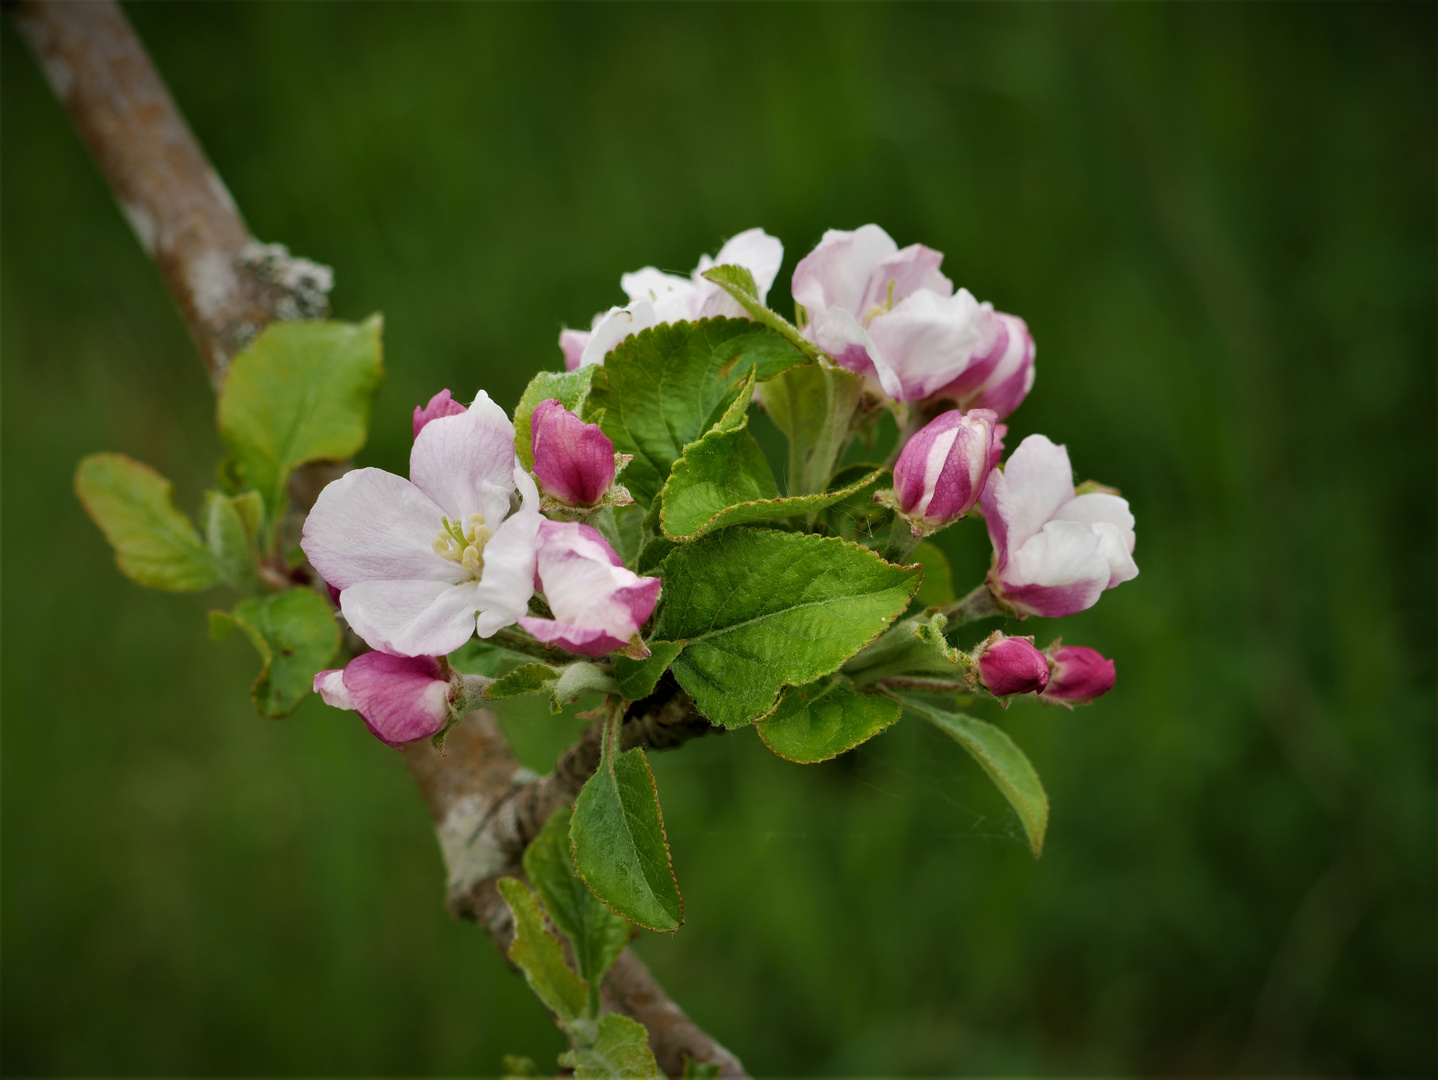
[530,399,617,506]
[341,652,451,747]
[893,408,1001,526]
[314,668,353,709]
[559,328,591,372]
[976,637,1051,697]
[527,520,660,657]
[412,389,467,438]
[865,288,985,401]
[409,390,517,527]
[792,225,900,316]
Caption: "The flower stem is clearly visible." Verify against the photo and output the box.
[942,584,1002,626]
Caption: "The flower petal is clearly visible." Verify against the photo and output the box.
[341,578,480,657]
[409,389,516,526]
[301,468,460,591]
[981,434,1076,563]
[808,305,897,395]
[342,652,451,747]
[864,243,953,313]
[472,481,541,638]
[559,328,591,372]
[579,300,659,368]
[865,287,984,401]
[792,224,899,316]
[314,668,353,709]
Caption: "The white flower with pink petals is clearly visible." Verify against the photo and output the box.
[519,520,661,657]
[301,392,542,657]
[980,434,1137,618]
[560,228,785,370]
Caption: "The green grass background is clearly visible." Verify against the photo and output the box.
[3,3,1433,1075]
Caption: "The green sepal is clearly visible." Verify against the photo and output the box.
[570,716,683,932]
[496,877,591,1024]
[612,641,686,701]
[523,806,631,1000]
[209,588,341,717]
[650,529,921,727]
[217,315,384,538]
[756,675,902,763]
[75,452,223,592]
[584,318,807,507]
[895,695,1049,857]
[559,1013,664,1080]
[514,366,596,469]
[844,611,969,687]
[485,663,560,699]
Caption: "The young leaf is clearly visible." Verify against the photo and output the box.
[758,363,867,497]
[514,367,595,469]
[552,662,621,706]
[203,491,262,591]
[612,640,686,701]
[756,676,902,763]
[570,718,682,932]
[496,877,590,1024]
[702,264,823,365]
[75,453,222,592]
[485,663,561,699]
[209,588,341,717]
[911,540,956,607]
[584,319,807,506]
[896,695,1049,857]
[559,1013,664,1080]
[217,315,384,530]
[843,612,967,687]
[524,807,631,993]
[650,529,921,727]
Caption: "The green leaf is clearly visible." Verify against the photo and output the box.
[758,362,867,497]
[209,588,340,717]
[897,696,1049,857]
[514,366,596,469]
[650,529,921,727]
[496,877,590,1023]
[75,453,222,592]
[584,319,807,506]
[570,718,682,932]
[485,663,561,699]
[660,410,886,540]
[524,806,631,995]
[911,541,955,607]
[612,640,686,701]
[553,662,621,706]
[483,662,617,712]
[560,1014,663,1080]
[702,264,824,365]
[203,491,262,591]
[756,676,902,763]
[217,315,384,532]
[820,462,892,543]
[843,612,969,688]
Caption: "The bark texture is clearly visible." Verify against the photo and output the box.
[11,2,746,1074]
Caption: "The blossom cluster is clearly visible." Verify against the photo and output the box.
[305,224,1136,744]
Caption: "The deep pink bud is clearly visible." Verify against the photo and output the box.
[1042,646,1115,704]
[975,636,1050,697]
[518,520,661,656]
[530,399,616,506]
[412,389,467,437]
[892,408,1002,528]
[314,652,452,747]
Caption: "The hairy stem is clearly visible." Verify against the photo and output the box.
[943,582,1004,626]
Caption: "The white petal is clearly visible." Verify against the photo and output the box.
[301,468,460,590]
[1004,519,1109,589]
[810,305,900,397]
[791,224,898,316]
[1092,521,1140,587]
[621,267,695,306]
[865,288,984,400]
[709,227,785,303]
[341,578,480,657]
[472,505,541,637]
[314,669,354,710]
[1053,493,1135,553]
[993,435,1077,552]
[409,389,516,526]
[579,301,659,368]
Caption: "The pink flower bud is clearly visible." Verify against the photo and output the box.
[892,408,1002,529]
[313,652,453,747]
[412,389,467,437]
[1042,645,1115,704]
[530,399,616,506]
[932,311,1036,420]
[975,636,1050,697]
[518,520,661,657]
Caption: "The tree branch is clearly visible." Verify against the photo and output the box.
[11,3,746,1074]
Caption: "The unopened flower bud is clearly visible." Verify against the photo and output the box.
[974,635,1050,697]
[412,388,467,437]
[530,399,617,507]
[519,520,661,657]
[1042,645,1115,705]
[892,408,1002,531]
[314,652,454,747]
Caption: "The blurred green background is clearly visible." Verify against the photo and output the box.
[3,3,1433,1075]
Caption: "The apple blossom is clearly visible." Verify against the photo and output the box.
[518,520,661,657]
[791,224,1034,406]
[981,434,1138,618]
[974,635,1051,697]
[890,407,1003,534]
[412,388,466,437]
[530,399,617,507]
[315,652,454,747]
[1041,645,1116,705]
[301,391,542,657]
[930,311,1036,419]
[560,227,784,370]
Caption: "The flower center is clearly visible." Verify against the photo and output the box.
[433,514,492,578]
[861,279,899,325]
